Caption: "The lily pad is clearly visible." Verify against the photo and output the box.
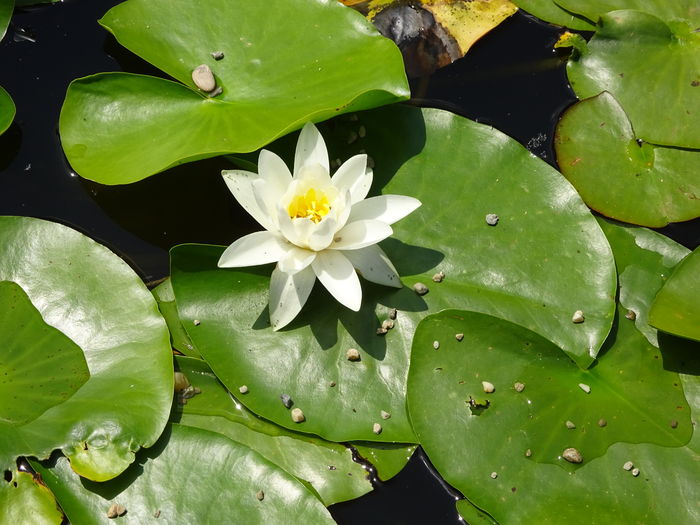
[649,246,700,342]
[59,0,409,185]
[0,467,64,525]
[0,0,12,42]
[151,279,199,357]
[512,0,594,29]
[33,424,335,524]
[0,85,15,136]
[407,220,699,524]
[558,0,700,25]
[565,10,700,148]
[0,281,89,427]
[0,217,173,481]
[555,92,700,227]
[170,105,615,442]
[173,356,413,506]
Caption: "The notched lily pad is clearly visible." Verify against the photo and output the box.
[0,467,64,524]
[59,0,409,184]
[0,217,173,481]
[649,246,700,342]
[555,92,700,227]
[0,86,15,136]
[0,281,89,427]
[512,0,594,30]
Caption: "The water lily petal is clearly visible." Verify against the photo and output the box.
[331,220,392,250]
[277,206,304,247]
[312,250,362,311]
[222,170,275,231]
[342,244,402,288]
[333,190,353,232]
[332,154,372,204]
[294,122,329,177]
[218,231,289,268]
[258,149,292,201]
[278,246,316,274]
[348,195,422,225]
[307,216,338,252]
[269,265,316,330]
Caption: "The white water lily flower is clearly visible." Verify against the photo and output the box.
[218,122,421,330]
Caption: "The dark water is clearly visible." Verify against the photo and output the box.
[1,2,697,524]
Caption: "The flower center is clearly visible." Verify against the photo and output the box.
[287,187,331,223]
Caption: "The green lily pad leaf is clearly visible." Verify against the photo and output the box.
[59,0,409,185]
[151,279,199,357]
[555,92,700,227]
[408,308,698,523]
[0,0,13,42]
[351,442,417,482]
[0,281,89,426]
[407,219,699,524]
[557,0,700,25]
[511,0,594,30]
[0,217,173,481]
[170,105,615,442]
[565,10,700,148]
[649,246,700,342]
[596,217,689,346]
[0,85,15,136]
[173,356,409,506]
[0,468,64,525]
[33,424,335,524]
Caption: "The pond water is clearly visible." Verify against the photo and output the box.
[1,2,697,524]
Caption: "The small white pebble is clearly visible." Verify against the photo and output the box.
[485,213,499,226]
[432,271,445,283]
[380,410,391,420]
[191,64,216,92]
[239,385,249,394]
[631,468,640,477]
[514,382,525,392]
[562,447,583,464]
[455,333,464,342]
[256,490,265,501]
[291,408,305,423]
[482,381,495,393]
[578,383,591,394]
[572,310,585,323]
[525,449,532,457]
[490,472,498,479]
[346,348,361,361]
[372,423,382,435]
[211,51,224,60]
[382,319,395,330]
[433,340,440,350]
[566,420,576,429]
[413,282,429,295]
[193,319,201,326]
[623,461,634,471]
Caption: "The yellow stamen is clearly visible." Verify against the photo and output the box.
[288,187,331,223]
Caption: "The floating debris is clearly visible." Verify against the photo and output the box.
[578,383,591,394]
[153,509,161,518]
[382,319,395,330]
[623,461,634,471]
[565,420,576,429]
[328,465,337,471]
[482,381,495,393]
[625,310,637,321]
[433,340,440,350]
[107,504,126,519]
[455,333,464,342]
[346,348,361,361]
[280,394,293,408]
[388,308,397,320]
[413,282,429,295]
[358,125,366,138]
[372,423,382,435]
[291,408,305,423]
[432,271,445,283]
[256,490,265,501]
[670,419,679,429]
[572,310,585,324]
[208,86,223,97]
[631,468,640,477]
[525,449,532,457]
[376,327,388,336]
[380,410,391,420]
[211,51,224,60]
[598,418,607,427]
[193,319,201,326]
[192,64,216,92]
[329,381,336,387]
[239,385,249,394]
[490,472,498,479]
[514,382,525,393]
[562,448,583,464]
[485,213,499,226]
